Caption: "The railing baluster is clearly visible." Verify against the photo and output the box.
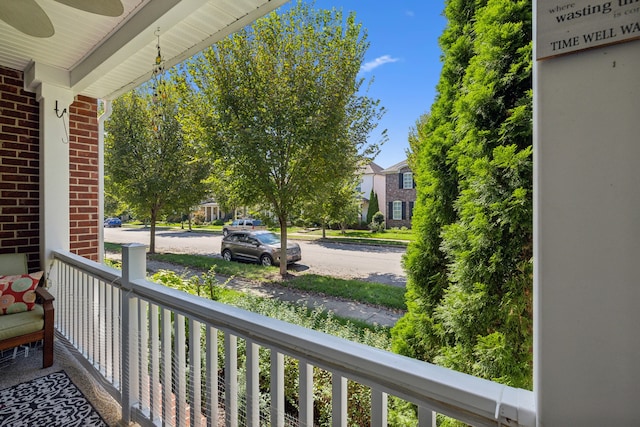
[161,307,172,425]
[121,291,139,422]
[72,266,78,348]
[418,405,436,427]
[371,389,388,427]
[139,299,150,412]
[246,339,259,426]
[82,270,88,356]
[271,352,284,427]
[190,319,203,427]
[299,360,313,427]
[88,273,94,361]
[332,373,347,427]
[175,313,186,426]
[149,303,160,423]
[113,285,121,389]
[206,326,218,427]
[224,333,238,427]
[95,278,107,376]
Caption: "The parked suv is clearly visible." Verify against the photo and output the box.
[220,230,301,266]
[222,218,266,236]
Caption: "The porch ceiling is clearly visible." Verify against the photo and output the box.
[0,0,288,100]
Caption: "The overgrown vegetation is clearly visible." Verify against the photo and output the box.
[147,253,406,310]
[393,0,533,393]
[150,268,416,425]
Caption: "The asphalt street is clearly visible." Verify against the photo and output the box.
[104,227,407,287]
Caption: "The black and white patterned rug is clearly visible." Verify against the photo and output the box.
[0,370,107,426]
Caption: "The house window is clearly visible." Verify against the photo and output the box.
[402,172,413,189]
[392,201,403,220]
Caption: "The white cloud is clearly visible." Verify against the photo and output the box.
[360,55,400,73]
[405,10,415,17]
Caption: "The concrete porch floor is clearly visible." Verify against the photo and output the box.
[0,335,127,426]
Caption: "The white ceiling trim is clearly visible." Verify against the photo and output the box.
[70,0,200,96]
[0,0,290,100]
[83,0,290,100]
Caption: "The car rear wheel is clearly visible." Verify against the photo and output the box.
[260,254,273,267]
[222,249,233,262]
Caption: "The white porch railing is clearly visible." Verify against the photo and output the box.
[49,245,535,427]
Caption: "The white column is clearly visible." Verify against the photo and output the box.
[534,39,640,424]
[35,83,73,267]
[98,101,113,262]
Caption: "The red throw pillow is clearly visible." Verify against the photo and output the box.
[0,271,44,315]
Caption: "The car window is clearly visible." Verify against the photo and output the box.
[256,232,279,245]
[229,234,246,242]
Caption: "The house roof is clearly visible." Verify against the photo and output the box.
[0,0,288,100]
[362,161,384,175]
[381,159,409,174]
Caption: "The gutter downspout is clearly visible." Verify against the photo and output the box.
[98,100,112,262]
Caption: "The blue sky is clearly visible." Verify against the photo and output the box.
[313,0,448,169]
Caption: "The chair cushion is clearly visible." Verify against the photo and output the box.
[0,253,28,276]
[0,304,44,340]
[0,271,44,315]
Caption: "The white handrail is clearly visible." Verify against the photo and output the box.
[51,248,535,427]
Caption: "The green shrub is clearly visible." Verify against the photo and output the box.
[369,211,385,233]
[150,268,412,426]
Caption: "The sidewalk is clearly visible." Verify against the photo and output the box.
[145,258,404,328]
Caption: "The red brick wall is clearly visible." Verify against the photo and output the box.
[0,66,101,268]
[0,66,41,271]
[69,95,100,261]
[385,166,416,229]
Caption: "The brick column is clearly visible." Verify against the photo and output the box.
[0,66,41,271]
[68,95,100,261]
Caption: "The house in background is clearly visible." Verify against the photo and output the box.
[198,199,228,223]
[358,159,416,229]
[355,161,384,223]
[382,160,416,229]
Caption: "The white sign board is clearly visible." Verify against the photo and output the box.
[537,0,640,60]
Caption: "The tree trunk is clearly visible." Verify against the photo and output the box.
[279,216,288,277]
[149,208,157,254]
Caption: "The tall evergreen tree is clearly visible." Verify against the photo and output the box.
[366,189,379,224]
[392,0,533,389]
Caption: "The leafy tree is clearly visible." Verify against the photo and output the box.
[303,177,361,237]
[366,189,379,224]
[392,0,533,390]
[181,0,384,275]
[105,84,210,253]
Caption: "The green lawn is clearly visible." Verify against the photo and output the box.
[105,244,406,311]
[119,222,414,246]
